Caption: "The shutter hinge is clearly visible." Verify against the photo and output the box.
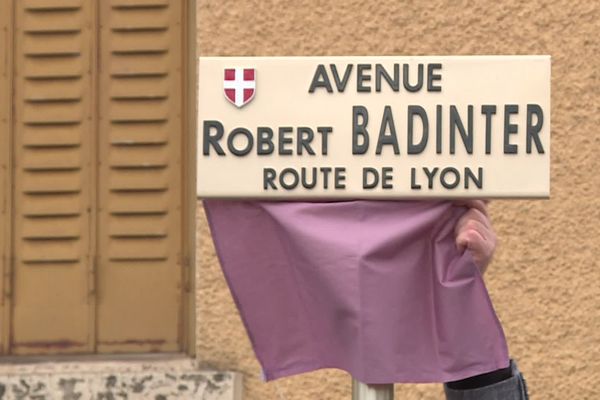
[87,255,97,304]
[2,255,14,305]
[181,254,192,292]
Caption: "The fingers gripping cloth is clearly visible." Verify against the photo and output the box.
[204,200,509,384]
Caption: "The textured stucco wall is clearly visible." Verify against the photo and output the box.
[196,1,600,399]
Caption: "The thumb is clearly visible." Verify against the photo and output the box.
[456,234,469,252]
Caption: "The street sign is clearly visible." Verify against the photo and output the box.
[198,56,550,199]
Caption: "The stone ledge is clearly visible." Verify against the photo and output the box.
[0,356,242,400]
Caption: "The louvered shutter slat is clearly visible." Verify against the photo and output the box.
[23,0,83,9]
[22,125,82,147]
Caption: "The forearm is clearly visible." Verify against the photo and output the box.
[444,360,528,400]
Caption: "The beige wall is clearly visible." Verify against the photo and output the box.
[196,1,600,399]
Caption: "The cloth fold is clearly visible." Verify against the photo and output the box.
[204,200,509,384]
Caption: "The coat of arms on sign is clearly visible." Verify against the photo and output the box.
[224,68,256,108]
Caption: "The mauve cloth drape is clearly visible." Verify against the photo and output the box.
[204,200,509,384]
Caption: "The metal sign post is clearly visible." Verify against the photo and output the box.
[352,380,394,400]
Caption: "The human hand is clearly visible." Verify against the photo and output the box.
[453,200,497,274]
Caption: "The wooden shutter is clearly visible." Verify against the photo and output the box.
[96,0,183,353]
[0,0,12,355]
[10,0,94,354]
[0,0,191,356]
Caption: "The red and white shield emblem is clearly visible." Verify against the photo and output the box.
[224,68,256,108]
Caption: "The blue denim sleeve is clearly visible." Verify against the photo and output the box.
[444,360,529,400]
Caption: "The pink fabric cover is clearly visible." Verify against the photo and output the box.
[204,200,509,383]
